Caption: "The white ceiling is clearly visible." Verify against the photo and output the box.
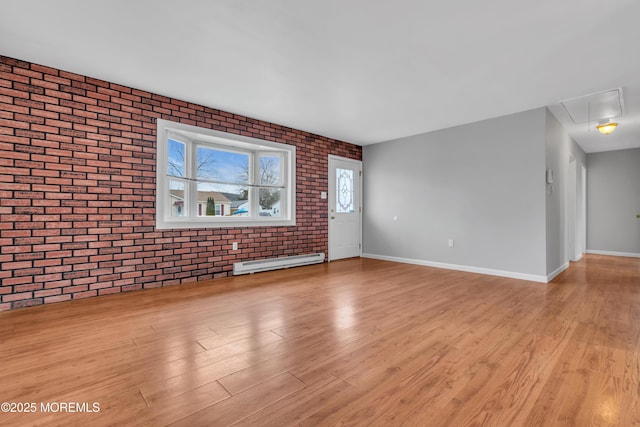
[1,0,639,152]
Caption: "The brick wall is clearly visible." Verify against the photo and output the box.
[0,56,361,311]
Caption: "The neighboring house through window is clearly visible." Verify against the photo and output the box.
[156,119,296,229]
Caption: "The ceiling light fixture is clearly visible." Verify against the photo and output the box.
[596,121,618,135]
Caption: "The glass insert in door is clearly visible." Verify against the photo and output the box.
[336,168,355,213]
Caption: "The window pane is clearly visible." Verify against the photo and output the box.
[168,180,185,217]
[336,168,354,213]
[259,188,281,217]
[259,155,281,185]
[197,146,249,184]
[167,139,185,177]
[197,183,248,217]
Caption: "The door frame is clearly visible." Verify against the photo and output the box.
[580,164,587,257]
[567,155,577,262]
[566,155,587,263]
[328,155,363,261]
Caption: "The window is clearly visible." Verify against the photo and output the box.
[156,119,296,229]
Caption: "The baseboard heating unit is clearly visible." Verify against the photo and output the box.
[233,253,325,275]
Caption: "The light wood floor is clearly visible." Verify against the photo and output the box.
[0,255,639,426]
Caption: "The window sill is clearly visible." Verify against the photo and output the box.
[155,218,296,229]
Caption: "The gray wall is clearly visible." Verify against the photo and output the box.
[587,148,640,255]
[363,108,548,277]
[544,109,586,274]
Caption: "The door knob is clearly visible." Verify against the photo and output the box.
[331,216,335,220]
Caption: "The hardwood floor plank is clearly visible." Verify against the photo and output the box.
[217,356,293,396]
[169,372,306,426]
[197,330,282,352]
[136,380,230,426]
[231,375,361,427]
[139,356,254,405]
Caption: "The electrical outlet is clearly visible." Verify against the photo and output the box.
[232,242,238,251]
[448,239,454,247]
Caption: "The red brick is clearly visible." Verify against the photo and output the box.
[72,290,97,299]
[89,282,113,290]
[1,245,32,254]
[2,276,33,286]
[44,279,71,289]
[12,298,43,308]
[44,294,71,304]
[34,288,61,298]
[2,260,32,270]
[13,267,44,277]
[14,283,43,292]
[3,292,33,302]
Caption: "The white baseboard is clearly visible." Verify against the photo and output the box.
[586,250,640,258]
[361,253,548,283]
[547,262,569,282]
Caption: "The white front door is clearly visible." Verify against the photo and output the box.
[328,155,362,261]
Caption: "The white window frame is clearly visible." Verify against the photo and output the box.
[156,119,296,229]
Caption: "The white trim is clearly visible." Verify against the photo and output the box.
[328,154,362,164]
[586,250,640,258]
[361,253,548,283]
[547,262,569,282]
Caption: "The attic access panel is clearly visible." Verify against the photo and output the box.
[560,88,624,124]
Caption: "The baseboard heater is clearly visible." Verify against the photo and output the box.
[233,253,325,275]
